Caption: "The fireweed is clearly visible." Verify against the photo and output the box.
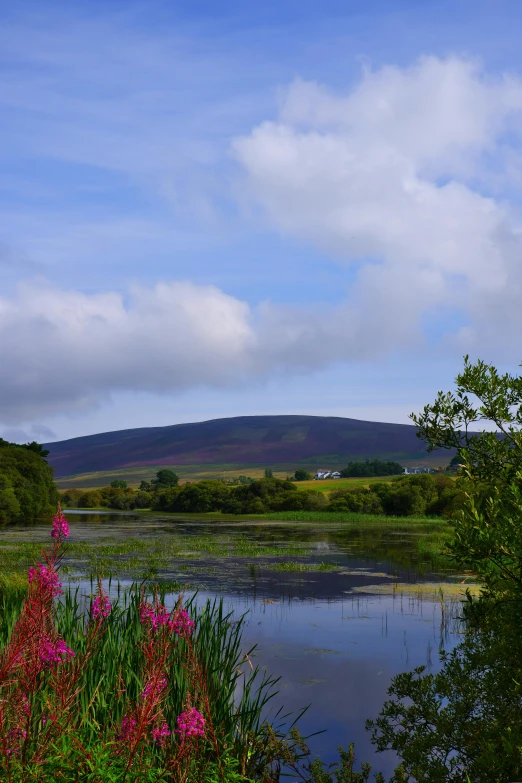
[0,506,311,783]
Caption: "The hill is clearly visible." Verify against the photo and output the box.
[43,415,452,480]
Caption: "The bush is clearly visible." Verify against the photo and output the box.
[293,469,312,481]
[77,490,103,508]
[328,487,384,514]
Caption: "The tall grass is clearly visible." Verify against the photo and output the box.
[253,510,449,526]
[0,512,311,783]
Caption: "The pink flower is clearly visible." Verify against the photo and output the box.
[151,721,171,747]
[175,707,205,741]
[28,563,63,597]
[139,601,170,630]
[92,589,111,619]
[51,507,69,539]
[39,637,75,667]
[6,728,27,756]
[141,675,167,699]
[169,609,194,638]
[118,715,137,742]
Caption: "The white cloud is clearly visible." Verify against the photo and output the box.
[233,56,522,354]
[0,274,449,424]
[0,281,256,421]
[4,56,522,426]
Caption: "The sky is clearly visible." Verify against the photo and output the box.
[1,0,522,443]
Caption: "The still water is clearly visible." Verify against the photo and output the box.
[3,511,467,778]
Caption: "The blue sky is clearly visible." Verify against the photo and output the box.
[1,0,522,442]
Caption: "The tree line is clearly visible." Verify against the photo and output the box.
[61,470,461,517]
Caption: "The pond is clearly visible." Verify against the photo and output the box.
[1,511,471,778]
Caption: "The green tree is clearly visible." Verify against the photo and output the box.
[264,468,274,479]
[154,469,179,488]
[293,469,312,481]
[367,357,522,781]
[110,479,128,489]
[24,441,50,460]
[340,459,404,478]
[0,442,58,523]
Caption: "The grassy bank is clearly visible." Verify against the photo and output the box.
[0,579,308,782]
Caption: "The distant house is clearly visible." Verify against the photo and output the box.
[402,467,433,475]
[314,470,341,480]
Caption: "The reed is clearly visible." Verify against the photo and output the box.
[0,510,311,783]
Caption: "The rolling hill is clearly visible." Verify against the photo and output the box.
[44,415,453,480]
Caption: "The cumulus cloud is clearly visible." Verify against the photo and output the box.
[0,274,448,424]
[233,56,522,355]
[0,281,256,422]
[4,56,522,425]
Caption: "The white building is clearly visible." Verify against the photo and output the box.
[402,467,433,475]
[314,470,341,480]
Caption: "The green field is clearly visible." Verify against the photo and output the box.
[294,476,401,492]
[56,461,447,491]
[55,463,295,490]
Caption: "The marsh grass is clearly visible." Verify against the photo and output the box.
[0,580,312,782]
[0,533,313,583]
[267,562,340,573]
[251,510,448,525]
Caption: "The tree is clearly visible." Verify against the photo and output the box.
[367,357,522,781]
[410,355,522,594]
[0,442,58,523]
[154,469,179,488]
[293,469,312,481]
[24,441,50,460]
[340,459,404,478]
[110,479,128,489]
[264,468,274,479]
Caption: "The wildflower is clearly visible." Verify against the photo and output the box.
[169,609,194,638]
[139,601,170,630]
[39,637,75,667]
[6,728,27,756]
[118,715,137,742]
[175,707,205,741]
[151,721,171,747]
[51,506,69,539]
[141,675,167,699]
[92,588,111,620]
[28,563,63,597]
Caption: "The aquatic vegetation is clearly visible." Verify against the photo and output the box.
[0,509,314,783]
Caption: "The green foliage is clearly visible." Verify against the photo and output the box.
[340,459,404,478]
[305,744,385,783]
[110,479,128,488]
[263,468,273,479]
[153,480,230,513]
[366,357,522,781]
[327,474,460,518]
[154,469,180,488]
[0,584,306,783]
[0,441,58,523]
[222,478,327,515]
[294,469,313,481]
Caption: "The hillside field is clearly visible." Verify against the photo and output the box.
[54,465,446,491]
[45,414,454,480]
